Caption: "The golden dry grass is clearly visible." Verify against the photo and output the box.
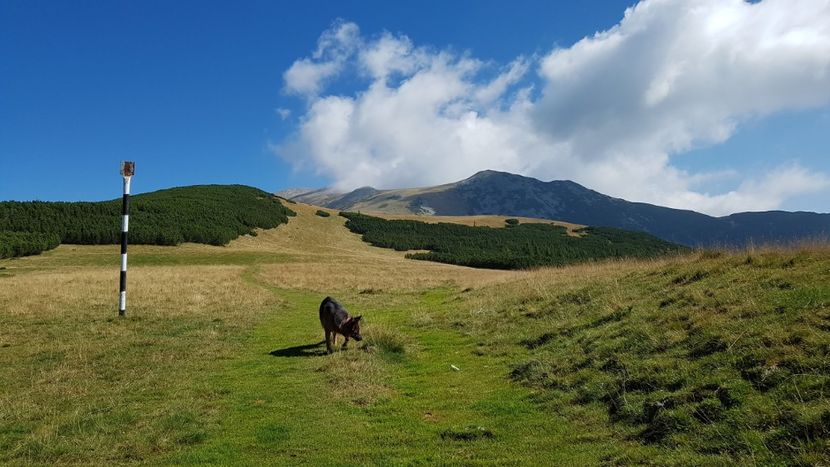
[0,265,274,319]
[0,201,688,332]
[254,259,514,294]
[228,202,518,293]
[0,201,516,314]
[229,202,405,259]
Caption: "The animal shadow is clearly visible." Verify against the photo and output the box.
[269,340,327,358]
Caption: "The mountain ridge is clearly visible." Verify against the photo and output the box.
[279,170,830,246]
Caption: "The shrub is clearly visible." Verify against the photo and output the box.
[0,231,61,258]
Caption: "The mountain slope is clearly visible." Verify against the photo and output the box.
[284,170,830,246]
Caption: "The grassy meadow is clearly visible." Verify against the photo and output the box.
[1,202,828,464]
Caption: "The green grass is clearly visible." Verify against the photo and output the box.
[0,295,278,462]
[1,205,828,464]
[168,277,608,465]
[0,264,604,464]
[454,248,830,464]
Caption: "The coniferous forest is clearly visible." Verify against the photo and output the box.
[0,185,295,258]
[341,212,687,269]
[0,231,62,259]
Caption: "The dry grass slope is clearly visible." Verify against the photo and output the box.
[230,202,517,292]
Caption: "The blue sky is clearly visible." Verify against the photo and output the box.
[1,0,828,215]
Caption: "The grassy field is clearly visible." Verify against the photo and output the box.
[1,202,828,464]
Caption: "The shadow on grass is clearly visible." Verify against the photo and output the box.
[269,340,327,358]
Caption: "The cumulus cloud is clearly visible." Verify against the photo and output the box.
[276,1,830,215]
[282,20,360,97]
[662,165,830,215]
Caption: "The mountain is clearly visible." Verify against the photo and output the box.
[281,170,830,246]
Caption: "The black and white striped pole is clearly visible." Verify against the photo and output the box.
[119,161,135,317]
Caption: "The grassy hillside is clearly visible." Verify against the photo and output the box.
[467,245,830,464]
[341,211,687,269]
[1,201,827,464]
[0,185,295,258]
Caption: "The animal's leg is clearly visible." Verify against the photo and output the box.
[342,336,350,350]
[325,331,333,354]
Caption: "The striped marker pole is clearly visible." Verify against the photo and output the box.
[119,161,135,317]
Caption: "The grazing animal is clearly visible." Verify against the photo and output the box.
[319,296,362,353]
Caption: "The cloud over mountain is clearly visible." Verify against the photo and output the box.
[275,0,830,215]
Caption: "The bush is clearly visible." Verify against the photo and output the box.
[315,210,331,217]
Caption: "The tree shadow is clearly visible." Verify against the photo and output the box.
[269,340,327,358]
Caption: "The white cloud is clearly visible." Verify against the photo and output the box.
[282,20,360,97]
[475,57,531,105]
[358,32,425,81]
[534,0,830,163]
[663,165,830,216]
[276,1,830,215]
[282,59,340,97]
[276,107,291,120]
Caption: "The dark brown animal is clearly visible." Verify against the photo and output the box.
[319,296,362,353]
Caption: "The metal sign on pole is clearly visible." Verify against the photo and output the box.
[119,161,135,317]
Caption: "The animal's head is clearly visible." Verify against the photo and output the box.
[346,315,363,341]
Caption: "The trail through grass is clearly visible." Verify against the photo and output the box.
[172,267,603,464]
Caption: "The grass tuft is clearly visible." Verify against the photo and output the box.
[439,425,495,441]
[362,324,410,357]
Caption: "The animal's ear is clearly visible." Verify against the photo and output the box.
[354,315,362,321]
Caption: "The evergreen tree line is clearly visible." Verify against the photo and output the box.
[341,212,688,269]
[0,231,61,259]
[0,185,295,258]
